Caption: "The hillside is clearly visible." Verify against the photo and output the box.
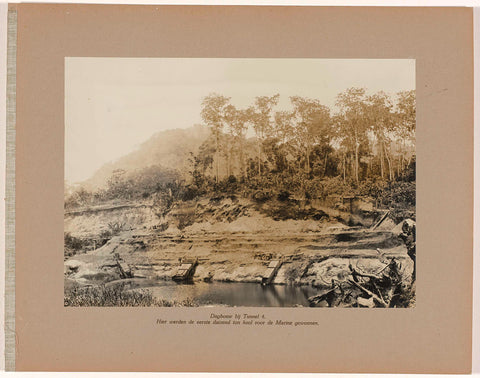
[82,124,211,190]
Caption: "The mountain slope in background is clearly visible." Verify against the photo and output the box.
[82,124,211,189]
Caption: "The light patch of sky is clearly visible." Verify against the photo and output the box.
[65,58,415,184]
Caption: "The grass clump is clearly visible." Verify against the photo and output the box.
[64,283,198,307]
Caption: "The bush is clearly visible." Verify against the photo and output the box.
[379,181,416,209]
[318,176,354,198]
[65,232,83,250]
[108,221,125,235]
[214,175,238,195]
[64,233,86,257]
[277,190,290,202]
[252,190,273,203]
[176,212,195,230]
[180,184,201,201]
[356,178,387,198]
[398,158,416,182]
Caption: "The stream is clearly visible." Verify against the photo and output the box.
[144,281,320,307]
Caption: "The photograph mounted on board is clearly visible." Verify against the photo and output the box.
[64,58,416,308]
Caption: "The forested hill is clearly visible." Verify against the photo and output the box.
[82,124,210,190]
[66,88,415,217]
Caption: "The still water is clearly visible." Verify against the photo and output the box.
[145,281,320,307]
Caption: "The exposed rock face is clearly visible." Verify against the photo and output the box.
[65,197,409,284]
[64,196,414,308]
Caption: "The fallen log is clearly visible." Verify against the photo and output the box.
[308,287,337,307]
[349,265,383,281]
[347,279,387,308]
[371,210,390,230]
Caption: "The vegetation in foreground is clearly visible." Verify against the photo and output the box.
[64,283,198,307]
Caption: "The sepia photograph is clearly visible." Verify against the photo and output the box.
[64,58,416,308]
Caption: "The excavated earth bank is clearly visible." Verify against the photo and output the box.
[64,197,413,303]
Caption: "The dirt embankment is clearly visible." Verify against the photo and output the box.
[64,196,413,291]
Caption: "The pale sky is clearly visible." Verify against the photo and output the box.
[65,58,415,184]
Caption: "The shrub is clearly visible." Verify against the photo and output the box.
[64,233,86,257]
[379,181,416,209]
[213,176,238,195]
[318,176,354,198]
[277,190,290,202]
[107,221,125,234]
[252,189,273,203]
[180,184,201,201]
[176,213,194,230]
[65,232,83,250]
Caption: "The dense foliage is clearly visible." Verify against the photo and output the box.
[65,88,415,213]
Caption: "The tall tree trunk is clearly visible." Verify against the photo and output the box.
[257,140,261,177]
[354,142,359,183]
[215,131,219,183]
[305,144,310,174]
[351,158,355,181]
[380,138,385,179]
[383,143,393,180]
[239,140,245,180]
[353,127,360,184]
[322,153,328,177]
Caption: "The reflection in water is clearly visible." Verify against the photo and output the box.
[146,281,319,307]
